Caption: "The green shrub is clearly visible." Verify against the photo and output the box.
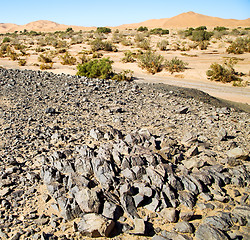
[66,27,74,33]
[157,40,169,51]
[150,28,169,35]
[137,26,148,32]
[9,51,18,61]
[214,26,228,32]
[195,26,207,31]
[38,53,53,63]
[60,52,77,65]
[2,37,11,43]
[199,41,209,50]
[137,39,151,50]
[91,39,117,52]
[77,58,113,79]
[121,38,132,46]
[138,51,164,74]
[96,27,111,34]
[134,33,146,43]
[121,51,136,63]
[165,57,188,74]
[18,59,27,66]
[191,30,213,42]
[112,70,134,81]
[40,63,53,70]
[226,37,250,54]
[206,58,242,83]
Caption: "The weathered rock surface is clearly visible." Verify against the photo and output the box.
[0,68,249,239]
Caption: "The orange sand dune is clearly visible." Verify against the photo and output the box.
[0,20,95,33]
[0,11,249,34]
[115,11,250,29]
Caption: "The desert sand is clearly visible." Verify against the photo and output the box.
[0,12,249,104]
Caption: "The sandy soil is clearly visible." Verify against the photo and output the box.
[0,31,249,105]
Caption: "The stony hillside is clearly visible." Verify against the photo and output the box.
[0,68,249,239]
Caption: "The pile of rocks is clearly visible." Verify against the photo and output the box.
[40,126,249,239]
[0,68,249,239]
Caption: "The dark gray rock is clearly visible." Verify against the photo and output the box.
[195,224,229,240]
[178,191,196,209]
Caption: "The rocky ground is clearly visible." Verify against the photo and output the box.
[0,68,249,240]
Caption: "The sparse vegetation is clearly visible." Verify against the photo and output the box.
[138,50,164,74]
[150,28,169,35]
[165,57,188,74]
[38,53,53,63]
[112,70,134,81]
[96,27,111,34]
[60,52,77,65]
[121,51,136,63]
[77,58,113,79]
[226,37,250,54]
[91,39,117,52]
[206,58,242,84]
[40,63,53,70]
[18,59,27,66]
[157,40,169,51]
[137,26,148,32]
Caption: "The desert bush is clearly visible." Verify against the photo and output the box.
[170,42,180,51]
[165,57,188,74]
[35,47,46,53]
[214,26,228,32]
[53,40,68,49]
[96,27,111,34]
[121,38,132,46]
[112,70,134,81]
[150,28,169,35]
[91,39,117,52]
[38,53,53,63]
[157,40,169,51]
[206,58,242,83]
[121,51,136,63]
[92,52,103,58]
[60,52,77,65]
[66,27,74,33]
[70,35,84,45]
[79,53,90,64]
[57,48,67,54]
[9,51,18,61]
[14,44,26,50]
[191,30,213,42]
[199,40,209,50]
[0,44,10,56]
[134,33,146,43]
[40,63,53,70]
[77,58,113,79]
[137,50,164,74]
[226,37,250,54]
[18,59,26,66]
[137,26,148,32]
[2,37,11,43]
[137,39,151,50]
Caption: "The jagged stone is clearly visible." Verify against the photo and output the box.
[75,187,100,213]
[195,224,229,240]
[77,213,115,237]
[159,208,178,223]
[174,221,193,233]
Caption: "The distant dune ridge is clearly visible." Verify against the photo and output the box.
[0,11,250,33]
